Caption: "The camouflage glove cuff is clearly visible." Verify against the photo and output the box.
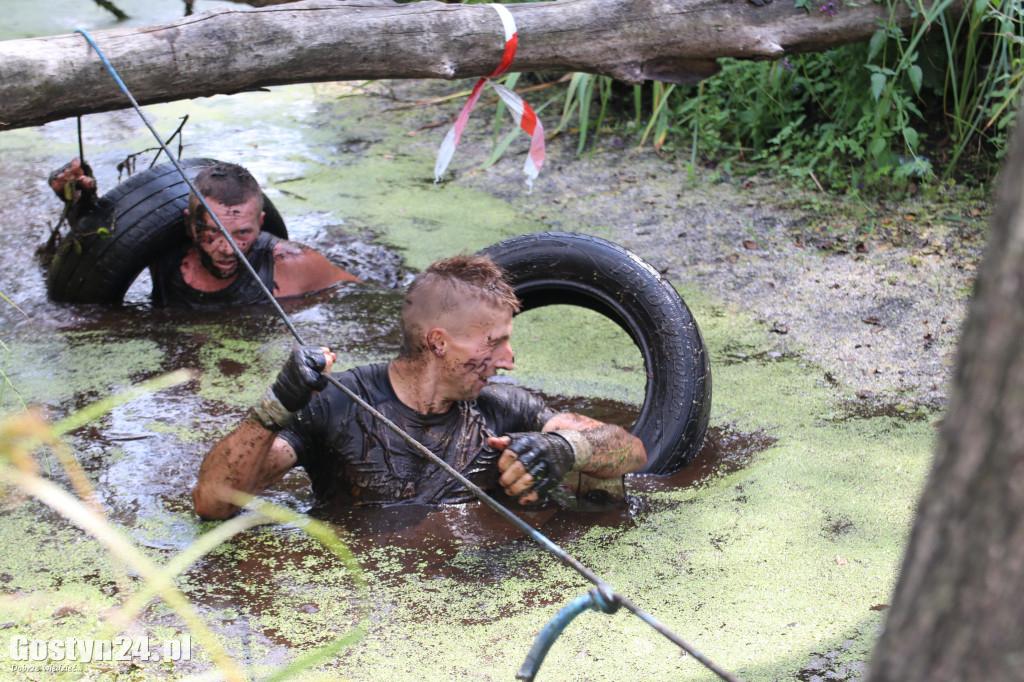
[253,347,329,430]
[252,386,295,431]
[550,429,593,471]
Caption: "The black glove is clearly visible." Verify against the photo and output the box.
[253,347,329,430]
[273,347,330,411]
[503,432,577,498]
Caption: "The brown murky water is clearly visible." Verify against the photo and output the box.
[167,416,774,636]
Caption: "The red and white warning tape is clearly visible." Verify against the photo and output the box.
[433,3,545,189]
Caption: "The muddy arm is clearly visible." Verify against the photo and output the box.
[193,347,334,519]
[541,412,647,477]
[192,421,297,520]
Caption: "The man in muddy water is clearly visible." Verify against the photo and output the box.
[192,254,647,520]
[49,158,359,306]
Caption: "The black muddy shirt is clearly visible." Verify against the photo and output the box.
[277,363,558,505]
[150,231,280,308]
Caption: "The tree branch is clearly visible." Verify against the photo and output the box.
[0,0,950,131]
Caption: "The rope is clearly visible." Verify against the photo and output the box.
[517,584,619,681]
[76,117,84,166]
[74,28,741,682]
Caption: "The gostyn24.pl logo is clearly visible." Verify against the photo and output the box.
[9,635,192,663]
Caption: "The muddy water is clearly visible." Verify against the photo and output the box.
[166,418,771,675]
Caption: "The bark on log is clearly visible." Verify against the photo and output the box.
[1,0,942,131]
[866,109,1024,680]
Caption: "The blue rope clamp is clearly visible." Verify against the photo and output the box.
[517,582,620,681]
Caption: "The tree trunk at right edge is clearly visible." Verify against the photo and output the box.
[867,110,1024,680]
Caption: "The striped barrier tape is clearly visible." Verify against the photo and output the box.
[433,3,545,189]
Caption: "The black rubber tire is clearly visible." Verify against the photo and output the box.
[47,158,288,304]
[480,232,711,475]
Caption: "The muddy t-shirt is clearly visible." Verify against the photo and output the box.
[277,363,557,505]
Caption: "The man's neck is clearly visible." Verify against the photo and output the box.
[388,357,454,415]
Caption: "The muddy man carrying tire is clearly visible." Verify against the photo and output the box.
[47,157,360,307]
[192,254,649,519]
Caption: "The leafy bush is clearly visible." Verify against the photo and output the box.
[492,0,1023,192]
[615,0,1020,191]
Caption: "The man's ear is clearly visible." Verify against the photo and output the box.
[426,328,447,357]
[259,211,265,228]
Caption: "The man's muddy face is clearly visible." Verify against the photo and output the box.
[441,301,516,402]
[189,197,264,280]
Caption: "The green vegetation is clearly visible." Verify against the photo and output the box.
[484,0,1022,193]
[659,0,1021,191]
[0,376,368,681]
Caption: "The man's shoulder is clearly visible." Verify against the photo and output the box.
[269,236,356,296]
[345,361,390,385]
[286,364,388,438]
[271,237,318,262]
[315,363,391,407]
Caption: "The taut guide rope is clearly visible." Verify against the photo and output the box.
[73,28,742,682]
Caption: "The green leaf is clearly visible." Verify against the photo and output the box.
[480,129,520,171]
[865,65,896,76]
[902,126,919,149]
[868,29,886,61]
[908,65,922,94]
[869,136,888,159]
[871,73,887,101]
[577,74,595,155]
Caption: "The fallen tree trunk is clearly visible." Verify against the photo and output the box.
[1,0,947,131]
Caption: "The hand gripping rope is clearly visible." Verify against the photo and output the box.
[433,3,545,189]
[74,28,740,682]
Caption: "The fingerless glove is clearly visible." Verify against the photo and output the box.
[503,431,578,498]
[252,347,328,430]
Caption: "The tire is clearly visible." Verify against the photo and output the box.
[47,158,288,304]
[480,232,711,475]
